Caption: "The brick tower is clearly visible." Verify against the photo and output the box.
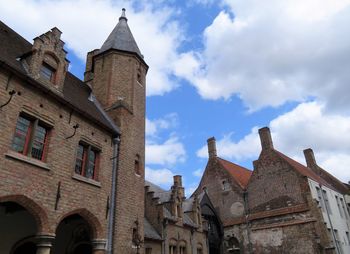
[85,9,148,254]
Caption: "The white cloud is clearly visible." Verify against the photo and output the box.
[193,168,204,177]
[0,0,184,96]
[146,136,186,166]
[197,129,260,161]
[197,102,350,182]
[145,167,176,186]
[175,0,350,112]
[146,113,178,137]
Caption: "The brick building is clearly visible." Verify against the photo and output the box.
[0,9,147,254]
[144,176,208,254]
[195,128,350,254]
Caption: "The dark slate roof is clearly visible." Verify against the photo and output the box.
[145,180,172,203]
[144,218,162,240]
[99,9,142,58]
[182,198,193,212]
[0,20,119,136]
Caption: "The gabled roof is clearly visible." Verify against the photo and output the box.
[217,157,252,189]
[99,9,142,58]
[0,20,119,136]
[145,180,197,228]
[144,218,162,241]
[274,150,337,192]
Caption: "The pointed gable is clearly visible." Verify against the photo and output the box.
[217,157,252,189]
[99,8,142,58]
[274,150,337,192]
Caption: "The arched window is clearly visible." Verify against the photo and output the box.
[134,154,141,175]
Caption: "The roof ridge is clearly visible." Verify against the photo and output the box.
[273,149,337,191]
[217,157,251,171]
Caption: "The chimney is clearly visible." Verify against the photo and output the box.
[207,137,217,158]
[173,175,182,187]
[258,127,274,150]
[303,148,317,169]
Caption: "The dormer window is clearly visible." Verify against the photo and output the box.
[40,63,56,82]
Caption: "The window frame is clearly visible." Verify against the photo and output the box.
[12,114,51,162]
[40,62,56,83]
[74,142,100,181]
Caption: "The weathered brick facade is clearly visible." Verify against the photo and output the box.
[194,128,347,254]
[144,176,208,254]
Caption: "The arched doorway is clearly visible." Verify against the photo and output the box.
[0,202,37,254]
[224,236,241,254]
[53,214,93,254]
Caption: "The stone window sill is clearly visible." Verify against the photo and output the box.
[72,173,101,188]
[5,150,51,171]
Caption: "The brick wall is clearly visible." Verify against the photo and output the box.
[91,50,147,254]
[0,68,114,239]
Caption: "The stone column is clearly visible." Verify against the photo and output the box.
[35,234,55,254]
[92,239,107,254]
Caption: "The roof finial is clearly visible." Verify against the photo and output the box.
[119,8,127,21]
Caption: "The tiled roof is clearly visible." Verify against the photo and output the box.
[316,166,348,194]
[0,20,119,136]
[274,150,337,192]
[217,157,252,189]
[144,218,162,240]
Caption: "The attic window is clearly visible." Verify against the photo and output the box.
[40,63,56,82]
[222,180,230,191]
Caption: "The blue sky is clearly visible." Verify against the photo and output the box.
[1,0,350,195]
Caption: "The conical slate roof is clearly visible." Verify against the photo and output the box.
[99,8,142,57]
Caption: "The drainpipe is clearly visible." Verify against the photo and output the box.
[107,136,121,254]
[243,191,253,254]
[319,184,341,254]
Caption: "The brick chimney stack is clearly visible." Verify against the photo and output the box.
[303,148,317,169]
[173,175,182,187]
[258,127,274,150]
[207,137,217,158]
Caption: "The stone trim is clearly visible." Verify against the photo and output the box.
[5,150,51,171]
[72,173,101,188]
[251,218,317,231]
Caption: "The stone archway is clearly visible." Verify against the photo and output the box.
[53,213,98,254]
[0,201,37,254]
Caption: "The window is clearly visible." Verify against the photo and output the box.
[323,190,332,214]
[134,154,141,175]
[75,143,99,180]
[340,198,348,219]
[336,196,344,218]
[169,245,176,254]
[179,246,186,254]
[315,186,325,211]
[12,114,50,161]
[222,179,230,191]
[40,63,55,82]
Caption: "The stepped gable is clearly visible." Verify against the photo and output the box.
[0,20,119,135]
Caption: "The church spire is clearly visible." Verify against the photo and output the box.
[99,8,142,58]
